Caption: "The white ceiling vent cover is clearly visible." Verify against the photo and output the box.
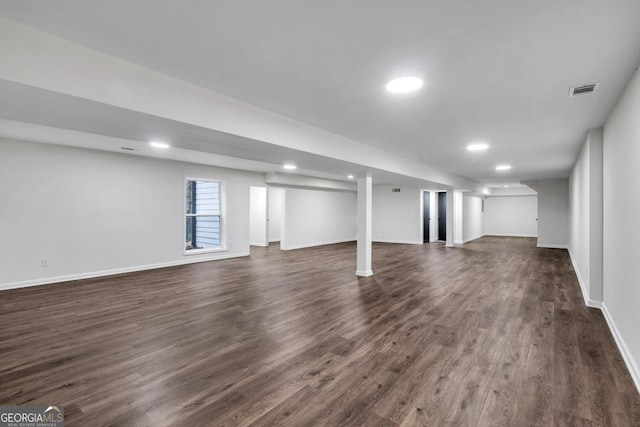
[569,83,600,97]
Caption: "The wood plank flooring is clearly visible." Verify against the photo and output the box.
[1,237,638,426]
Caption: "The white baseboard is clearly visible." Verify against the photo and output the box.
[463,234,485,243]
[250,242,269,247]
[485,233,537,238]
[567,248,602,309]
[355,270,373,277]
[537,243,568,249]
[373,239,422,245]
[602,302,640,394]
[281,238,356,251]
[0,251,250,292]
[454,239,464,245]
[566,249,637,393]
[268,239,280,243]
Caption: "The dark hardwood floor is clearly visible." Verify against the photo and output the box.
[1,237,638,426]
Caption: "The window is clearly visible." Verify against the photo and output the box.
[185,178,224,253]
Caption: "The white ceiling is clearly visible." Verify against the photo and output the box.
[1,0,639,186]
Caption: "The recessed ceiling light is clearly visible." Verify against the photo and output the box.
[283,164,297,170]
[496,165,512,171]
[149,141,170,149]
[386,76,423,93]
[347,175,355,179]
[502,184,511,188]
[467,143,489,151]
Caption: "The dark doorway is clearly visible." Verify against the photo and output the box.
[423,191,430,243]
[438,192,446,241]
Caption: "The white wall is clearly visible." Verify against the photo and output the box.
[570,140,591,298]
[268,186,284,242]
[536,179,569,248]
[569,129,603,306]
[484,196,538,237]
[490,186,537,196]
[601,67,640,391]
[0,138,263,289]
[281,188,356,250]
[428,191,437,242]
[249,186,268,246]
[454,191,463,244]
[372,185,421,244]
[463,194,484,243]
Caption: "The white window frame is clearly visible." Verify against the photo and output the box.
[183,177,227,255]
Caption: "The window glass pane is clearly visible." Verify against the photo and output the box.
[185,179,222,252]
[186,180,220,215]
[196,181,220,215]
[185,216,221,250]
[186,180,196,214]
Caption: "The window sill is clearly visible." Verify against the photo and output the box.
[183,247,228,256]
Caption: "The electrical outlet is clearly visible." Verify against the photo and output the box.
[229,241,233,248]
[41,258,49,267]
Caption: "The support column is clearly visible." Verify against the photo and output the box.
[454,191,464,244]
[446,188,455,247]
[356,174,373,276]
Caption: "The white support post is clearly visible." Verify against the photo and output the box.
[356,174,373,276]
[446,189,455,247]
[454,191,464,244]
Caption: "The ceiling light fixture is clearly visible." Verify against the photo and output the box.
[467,143,489,151]
[495,165,512,171]
[149,141,170,149]
[502,184,511,188]
[283,164,297,170]
[348,175,355,179]
[386,76,423,93]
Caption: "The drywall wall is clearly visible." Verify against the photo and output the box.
[0,138,263,289]
[484,196,537,237]
[602,67,640,391]
[536,179,569,248]
[249,186,268,246]
[428,191,437,242]
[281,188,356,250]
[268,186,284,242]
[569,129,603,306]
[489,186,537,196]
[589,132,604,303]
[570,138,591,300]
[454,191,463,244]
[372,185,421,244]
[463,194,484,243]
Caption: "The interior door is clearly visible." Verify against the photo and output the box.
[438,192,446,241]
[423,191,430,243]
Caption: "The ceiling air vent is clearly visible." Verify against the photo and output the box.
[120,147,136,151]
[392,188,401,193]
[569,83,599,97]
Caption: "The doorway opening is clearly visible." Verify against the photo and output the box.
[438,192,447,241]
[423,190,430,243]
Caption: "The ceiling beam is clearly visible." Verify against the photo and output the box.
[0,17,488,194]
